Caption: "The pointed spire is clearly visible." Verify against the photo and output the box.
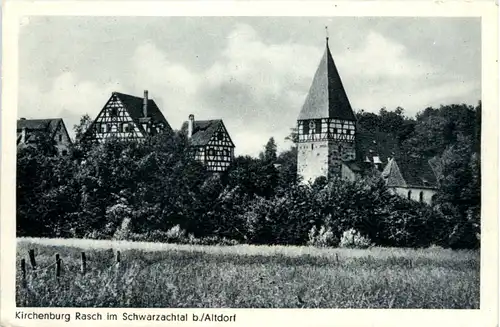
[298,35,356,121]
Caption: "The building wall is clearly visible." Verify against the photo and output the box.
[297,140,330,183]
[297,139,357,183]
[341,163,358,182]
[53,124,72,155]
[328,140,356,179]
[391,186,437,205]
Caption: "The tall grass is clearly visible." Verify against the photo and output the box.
[16,238,480,308]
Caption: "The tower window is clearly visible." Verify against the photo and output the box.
[309,121,316,134]
[303,123,310,135]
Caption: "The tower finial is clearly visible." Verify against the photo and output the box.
[325,26,329,43]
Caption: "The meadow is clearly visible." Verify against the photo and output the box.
[16,237,480,308]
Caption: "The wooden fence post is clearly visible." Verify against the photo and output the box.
[28,249,37,276]
[81,252,86,275]
[55,254,61,278]
[20,259,27,288]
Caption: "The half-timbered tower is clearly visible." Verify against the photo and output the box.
[17,118,72,155]
[297,38,357,183]
[82,90,172,143]
[181,115,235,172]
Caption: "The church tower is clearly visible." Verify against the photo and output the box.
[297,36,357,183]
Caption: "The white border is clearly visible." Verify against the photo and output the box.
[1,2,498,327]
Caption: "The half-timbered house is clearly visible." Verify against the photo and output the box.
[82,90,172,143]
[181,115,235,172]
[17,118,72,155]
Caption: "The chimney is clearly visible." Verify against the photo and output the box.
[143,90,149,117]
[21,127,27,143]
[188,114,195,138]
[20,117,26,120]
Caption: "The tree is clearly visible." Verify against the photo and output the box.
[260,137,278,163]
[74,114,93,142]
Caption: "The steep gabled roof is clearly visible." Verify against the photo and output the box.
[17,118,61,133]
[17,118,68,144]
[82,91,173,140]
[113,92,173,132]
[298,40,356,121]
[181,119,235,147]
[382,156,438,189]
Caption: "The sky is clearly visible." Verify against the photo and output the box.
[18,17,481,157]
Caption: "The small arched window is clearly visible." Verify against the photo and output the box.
[419,191,424,203]
[407,190,412,200]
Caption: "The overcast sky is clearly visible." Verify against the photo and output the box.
[18,17,480,156]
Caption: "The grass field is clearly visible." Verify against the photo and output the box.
[16,237,480,308]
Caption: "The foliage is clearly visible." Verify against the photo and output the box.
[339,229,373,249]
[16,102,481,249]
[307,224,338,247]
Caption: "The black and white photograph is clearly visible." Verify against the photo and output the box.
[1,2,497,323]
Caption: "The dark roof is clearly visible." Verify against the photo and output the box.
[113,92,172,132]
[356,128,400,165]
[382,156,438,189]
[17,118,65,144]
[17,118,61,133]
[181,119,231,147]
[298,41,356,121]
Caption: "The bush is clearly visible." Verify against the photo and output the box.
[307,225,339,247]
[339,229,372,249]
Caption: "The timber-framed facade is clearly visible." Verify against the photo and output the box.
[82,90,172,143]
[182,115,235,172]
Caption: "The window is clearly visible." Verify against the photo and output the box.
[407,190,412,200]
[100,124,106,133]
[217,132,224,141]
[208,149,215,156]
[419,192,424,203]
[106,123,111,133]
[303,123,310,135]
[110,107,118,117]
[124,123,130,133]
[308,121,316,134]
[58,135,62,142]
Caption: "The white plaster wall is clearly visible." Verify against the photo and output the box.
[297,141,329,183]
[392,187,437,205]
